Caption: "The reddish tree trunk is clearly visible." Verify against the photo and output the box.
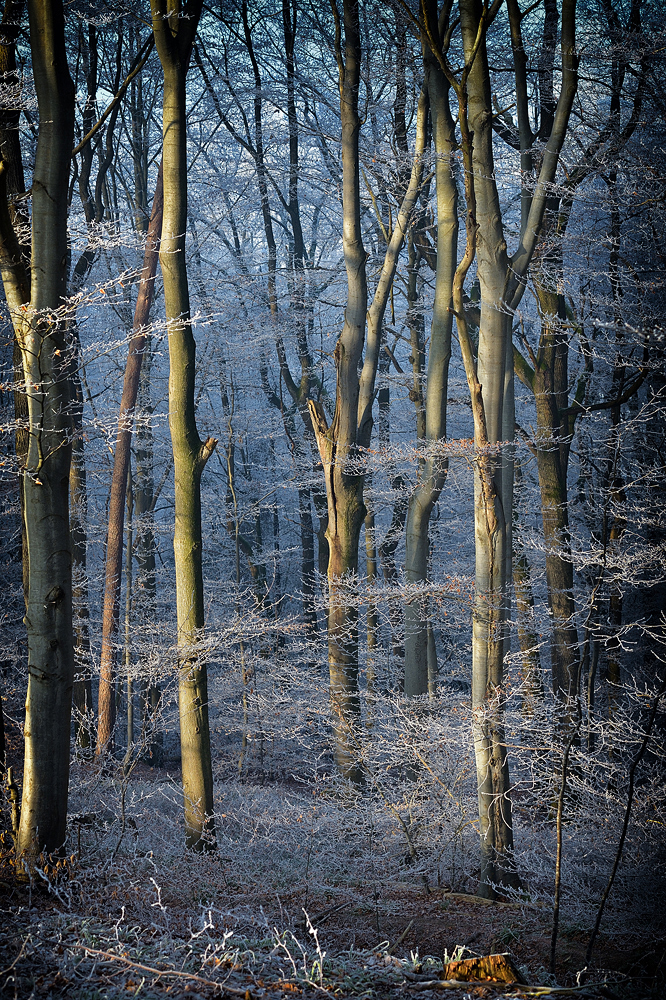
[96,164,163,755]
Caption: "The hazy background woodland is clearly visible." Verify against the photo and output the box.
[0,0,665,995]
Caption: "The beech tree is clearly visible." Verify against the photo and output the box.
[151,0,217,850]
[308,0,428,781]
[0,0,75,858]
[96,165,163,755]
[508,0,650,713]
[403,0,458,696]
[418,0,578,893]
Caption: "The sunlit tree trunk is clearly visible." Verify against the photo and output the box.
[467,0,575,895]
[423,0,577,895]
[151,0,217,850]
[404,15,458,695]
[310,0,426,781]
[308,0,367,783]
[0,0,75,859]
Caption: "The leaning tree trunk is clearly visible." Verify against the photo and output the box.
[151,0,217,850]
[96,165,163,755]
[404,28,458,696]
[0,0,76,859]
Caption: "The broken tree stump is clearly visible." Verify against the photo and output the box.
[440,954,525,984]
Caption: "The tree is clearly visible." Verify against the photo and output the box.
[308,0,427,781]
[403,0,458,696]
[96,164,163,756]
[151,0,217,850]
[503,0,650,720]
[421,0,578,894]
[0,0,75,858]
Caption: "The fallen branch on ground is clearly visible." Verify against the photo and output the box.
[406,980,607,996]
[69,944,251,996]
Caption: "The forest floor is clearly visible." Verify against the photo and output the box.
[0,868,663,999]
[1,676,664,999]
[0,785,663,1000]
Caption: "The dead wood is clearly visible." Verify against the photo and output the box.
[440,953,525,984]
[69,944,251,997]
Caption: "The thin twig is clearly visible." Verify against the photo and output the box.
[68,944,250,996]
[550,726,579,974]
[0,936,28,979]
[388,919,413,955]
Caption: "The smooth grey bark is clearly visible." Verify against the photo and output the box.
[463,0,577,894]
[308,0,367,783]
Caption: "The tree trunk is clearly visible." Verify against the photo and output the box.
[6,0,75,859]
[151,0,217,850]
[97,164,163,755]
[310,2,427,779]
[533,285,580,712]
[308,0,367,784]
[0,0,30,607]
[422,0,576,894]
[404,31,457,695]
[364,485,379,714]
[513,461,544,716]
[298,486,317,634]
[135,345,162,764]
[456,0,517,895]
[70,400,93,749]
